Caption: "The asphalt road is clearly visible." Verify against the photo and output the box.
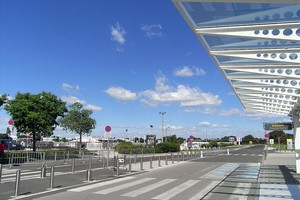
[0,145,265,200]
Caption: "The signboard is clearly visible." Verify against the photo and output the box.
[263,122,293,130]
[269,139,274,145]
[146,135,156,146]
[287,139,293,150]
[229,137,235,142]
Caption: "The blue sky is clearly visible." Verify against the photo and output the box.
[0,0,290,140]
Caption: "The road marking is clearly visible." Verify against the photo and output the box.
[189,181,219,200]
[152,180,200,200]
[201,163,239,180]
[94,178,155,194]
[122,179,177,197]
[68,176,136,192]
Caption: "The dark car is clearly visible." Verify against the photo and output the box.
[0,139,22,150]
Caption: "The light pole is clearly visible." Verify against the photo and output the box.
[159,112,166,142]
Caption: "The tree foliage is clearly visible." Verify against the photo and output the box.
[59,102,96,154]
[4,92,66,151]
[0,94,8,108]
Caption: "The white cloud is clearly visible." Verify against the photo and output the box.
[61,96,86,104]
[62,83,80,93]
[111,22,126,44]
[141,24,162,38]
[141,73,221,107]
[85,104,103,111]
[105,87,137,101]
[219,108,241,116]
[174,66,206,77]
[198,121,230,128]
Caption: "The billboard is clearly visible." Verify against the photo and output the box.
[263,122,293,130]
[146,135,156,146]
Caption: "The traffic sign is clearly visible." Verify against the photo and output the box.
[8,119,14,125]
[105,125,112,132]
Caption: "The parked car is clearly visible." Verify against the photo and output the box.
[0,139,22,150]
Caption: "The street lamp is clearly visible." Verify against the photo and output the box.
[159,112,166,142]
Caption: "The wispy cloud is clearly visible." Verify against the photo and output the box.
[62,83,80,93]
[105,87,137,101]
[61,96,86,105]
[110,22,126,52]
[85,104,103,111]
[198,121,230,128]
[141,24,162,38]
[174,66,206,77]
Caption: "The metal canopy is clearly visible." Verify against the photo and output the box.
[173,0,300,116]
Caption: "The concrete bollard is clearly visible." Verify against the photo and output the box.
[227,149,230,155]
[14,170,21,197]
[201,151,203,158]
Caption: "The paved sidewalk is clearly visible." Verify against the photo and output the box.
[258,151,300,199]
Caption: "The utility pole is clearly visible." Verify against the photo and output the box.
[159,112,166,142]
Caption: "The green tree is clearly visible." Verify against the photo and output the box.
[269,130,286,143]
[4,92,66,151]
[59,102,96,154]
[0,94,8,108]
[242,134,255,144]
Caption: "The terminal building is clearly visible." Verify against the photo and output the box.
[173,0,300,172]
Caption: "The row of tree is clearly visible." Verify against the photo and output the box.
[1,92,96,153]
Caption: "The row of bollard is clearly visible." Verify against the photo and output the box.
[7,149,231,197]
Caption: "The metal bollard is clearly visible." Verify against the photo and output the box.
[50,166,54,189]
[227,149,230,155]
[171,153,174,164]
[140,156,143,171]
[102,156,105,168]
[0,164,2,183]
[165,155,168,165]
[54,152,57,161]
[72,159,75,173]
[116,156,119,176]
[41,164,46,178]
[177,152,180,162]
[158,156,161,167]
[14,170,21,197]
[128,156,132,173]
[182,152,184,161]
[201,151,203,158]
[150,156,153,169]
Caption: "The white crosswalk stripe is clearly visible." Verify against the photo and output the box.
[94,178,156,194]
[152,180,201,200]
[188,181,220,200]
[259,184,300,200]
[122,179,177,197]
[68,176,136,192]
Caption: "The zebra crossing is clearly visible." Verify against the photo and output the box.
[68,176,214,200]
[66,163,249,200]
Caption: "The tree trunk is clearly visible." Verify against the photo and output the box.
[79,133,82,155]
[33,132,36,152]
